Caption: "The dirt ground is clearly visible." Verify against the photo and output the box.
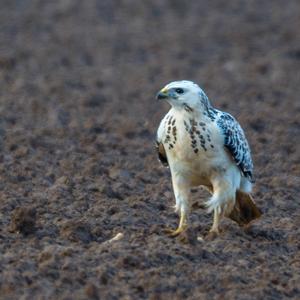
[0,0,299,299]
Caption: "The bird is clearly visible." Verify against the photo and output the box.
[155,80,261,237]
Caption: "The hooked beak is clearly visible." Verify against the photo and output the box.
[156,87,169,100]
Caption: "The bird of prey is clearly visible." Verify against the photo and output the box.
[156,80,261,237]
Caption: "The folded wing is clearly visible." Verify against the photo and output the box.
[216,111,254,182]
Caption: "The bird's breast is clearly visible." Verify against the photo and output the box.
[162,114,228,184]
[163,116,220,160]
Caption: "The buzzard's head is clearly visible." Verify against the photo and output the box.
[156,80,211,112]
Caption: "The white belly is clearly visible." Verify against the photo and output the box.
[168,147,231,187]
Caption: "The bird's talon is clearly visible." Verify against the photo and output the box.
[206,229,219,240]
[164,225,187,237]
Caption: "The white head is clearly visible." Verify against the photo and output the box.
[156,80,211,113]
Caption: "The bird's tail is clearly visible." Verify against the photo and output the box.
[227,191,262,226]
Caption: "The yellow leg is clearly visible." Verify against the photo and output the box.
[205,209,221,240]
[165,211,188,237]
[209,208,220,234]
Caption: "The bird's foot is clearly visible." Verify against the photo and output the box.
[205,228,220,240]
[165,211,188,237]
[164,224,188,237]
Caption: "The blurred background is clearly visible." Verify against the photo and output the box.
[0,0,299,299]
[1,0,299,130]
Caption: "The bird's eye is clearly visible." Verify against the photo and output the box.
[175,88,184,94]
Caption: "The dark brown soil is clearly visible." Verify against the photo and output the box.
[0,1,299,299]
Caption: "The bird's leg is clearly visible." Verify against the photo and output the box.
[209,208,220,234]
[206,209,221,240]
[165,208,188,236]
[206,177,235,238]
[165,177,190,237]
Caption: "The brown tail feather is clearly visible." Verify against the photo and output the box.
[228,191,262,226]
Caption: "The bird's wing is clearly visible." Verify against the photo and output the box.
[216,111,254,182]
[155,141,168,167]
[156,114,169,167]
